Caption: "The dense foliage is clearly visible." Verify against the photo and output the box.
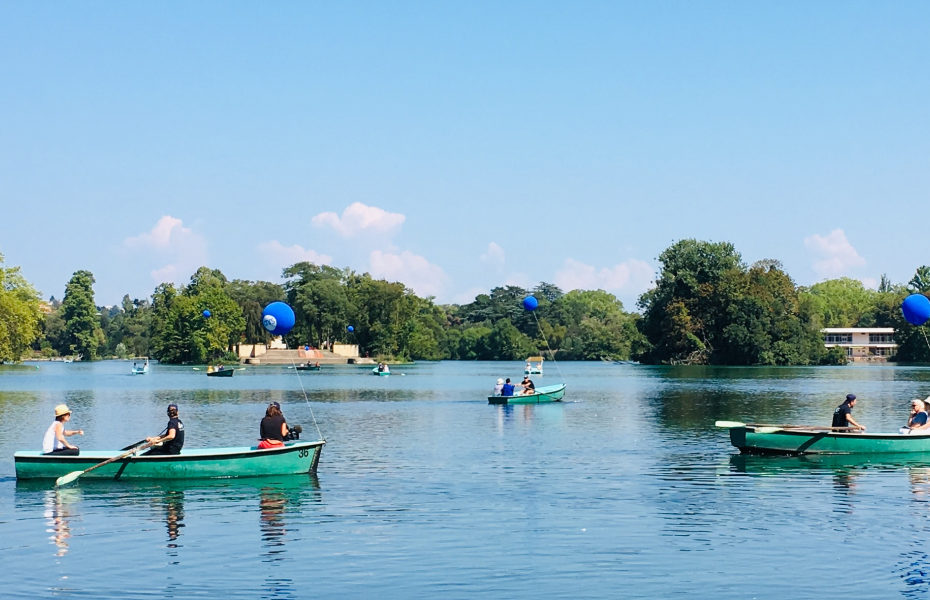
[0,254,43,362]
[8,240,930,365]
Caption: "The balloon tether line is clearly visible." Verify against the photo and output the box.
[532,311,565,381]
[291,356,324,442]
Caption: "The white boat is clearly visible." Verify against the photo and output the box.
[131,360,149,375]
[523,356,543,376]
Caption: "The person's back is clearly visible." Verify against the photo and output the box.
[832,403,851,428]
[501,380,515,396]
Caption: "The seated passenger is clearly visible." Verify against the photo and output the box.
[905,399,930,433]
[258,402,288,449]
[501,378,515,397]
[42,404,83,455]
[521,376,536,395]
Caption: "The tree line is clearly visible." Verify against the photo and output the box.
[2,240,929,365]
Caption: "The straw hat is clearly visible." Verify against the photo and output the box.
[54,404,71,417]
[497,378,504,384]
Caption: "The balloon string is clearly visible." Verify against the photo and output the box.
[532,311,565,381]
[291,357,325,442]
[921,328,930,355]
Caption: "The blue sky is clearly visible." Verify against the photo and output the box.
[2,2,928,311]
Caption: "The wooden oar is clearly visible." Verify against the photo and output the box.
[715,420,858,432]
[55,440,157,487]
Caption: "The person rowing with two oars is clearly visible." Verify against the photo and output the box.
[832,393,865,431]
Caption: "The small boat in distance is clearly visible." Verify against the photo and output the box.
[372,363,391,376]
[296,362,322,371]
[489,383,566,405]
[206,365,234,377]
[131,359,149,375]
[524,356,543,376]
[14,440,324,480]
[717,420,930,455]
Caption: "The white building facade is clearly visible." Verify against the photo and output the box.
[822,327,897,361]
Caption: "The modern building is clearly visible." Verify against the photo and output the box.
[822,327,897,361]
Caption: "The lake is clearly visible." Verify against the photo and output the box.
[3,360,930,599]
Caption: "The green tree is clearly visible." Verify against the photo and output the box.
[61,270,103,360]
[637,239,743,364]
[0,254,43,362]
[148,268,245,363]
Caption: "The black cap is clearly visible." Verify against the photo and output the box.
[271,401,281,410]
[167,403,179,411]
[846,394,856,402]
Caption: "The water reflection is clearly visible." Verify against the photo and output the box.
[43,487,81,557]
[160,489,185,547]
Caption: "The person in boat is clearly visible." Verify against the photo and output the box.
[493,378,504,395]
[145,403,185,455]
[520,376,536,395]
[42,404,83,455]
[501,378,515,397]
[905,399,930,432]
[377,362,384,372]
[258,402,288,449]
[832,394,865,431]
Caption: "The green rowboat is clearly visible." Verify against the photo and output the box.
[489,383,566,405]
[719,421,930,455]
[14,440,324,480]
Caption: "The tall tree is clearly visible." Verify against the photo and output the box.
[0,254,43,362]
[637,239,743,364]
[61,270,103,360]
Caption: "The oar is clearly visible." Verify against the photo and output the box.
[715,420,858,432]
[55,440,157,487]
[192,367,201,371]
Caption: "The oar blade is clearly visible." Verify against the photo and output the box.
[55,470,82,488]
[715,420,746,428]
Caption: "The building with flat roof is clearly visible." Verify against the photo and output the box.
[822,327,897,362]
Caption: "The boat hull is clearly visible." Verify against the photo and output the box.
[489,383,565,404]
[296,365,321,371]
[206,368,234,377]
[14,440,324,480]
[728,426,930,455]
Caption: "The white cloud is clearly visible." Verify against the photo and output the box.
[258,241,332,268]
[554,258,654,295]
[480,242,506,268]
[312,202,405,237]
[369,249,448,298]
[124,216,208,287]
[804,229,866,279]
[125,216,191,249]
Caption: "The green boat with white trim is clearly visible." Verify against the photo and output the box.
[488,383,566,405]
[14,440,324,480]
[718,420,930,455]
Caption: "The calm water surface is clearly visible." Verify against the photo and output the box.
[3,360,930,598]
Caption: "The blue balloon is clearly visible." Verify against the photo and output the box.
[262,302,295,336]
[523,296,539,311]
[347,325,354,332]
[202,309,211,318]
[304,345,310,351]
[902,294,930,326]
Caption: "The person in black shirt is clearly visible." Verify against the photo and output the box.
[258,403,288,449]
[832,394,865,431]
[145,403,185,455]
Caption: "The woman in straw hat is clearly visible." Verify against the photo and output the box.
[42,404,83,455]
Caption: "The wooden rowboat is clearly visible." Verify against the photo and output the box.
[296,363,321,371]
[489,383,566,405]
[717,420,930,455]
[14,440,324,480]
